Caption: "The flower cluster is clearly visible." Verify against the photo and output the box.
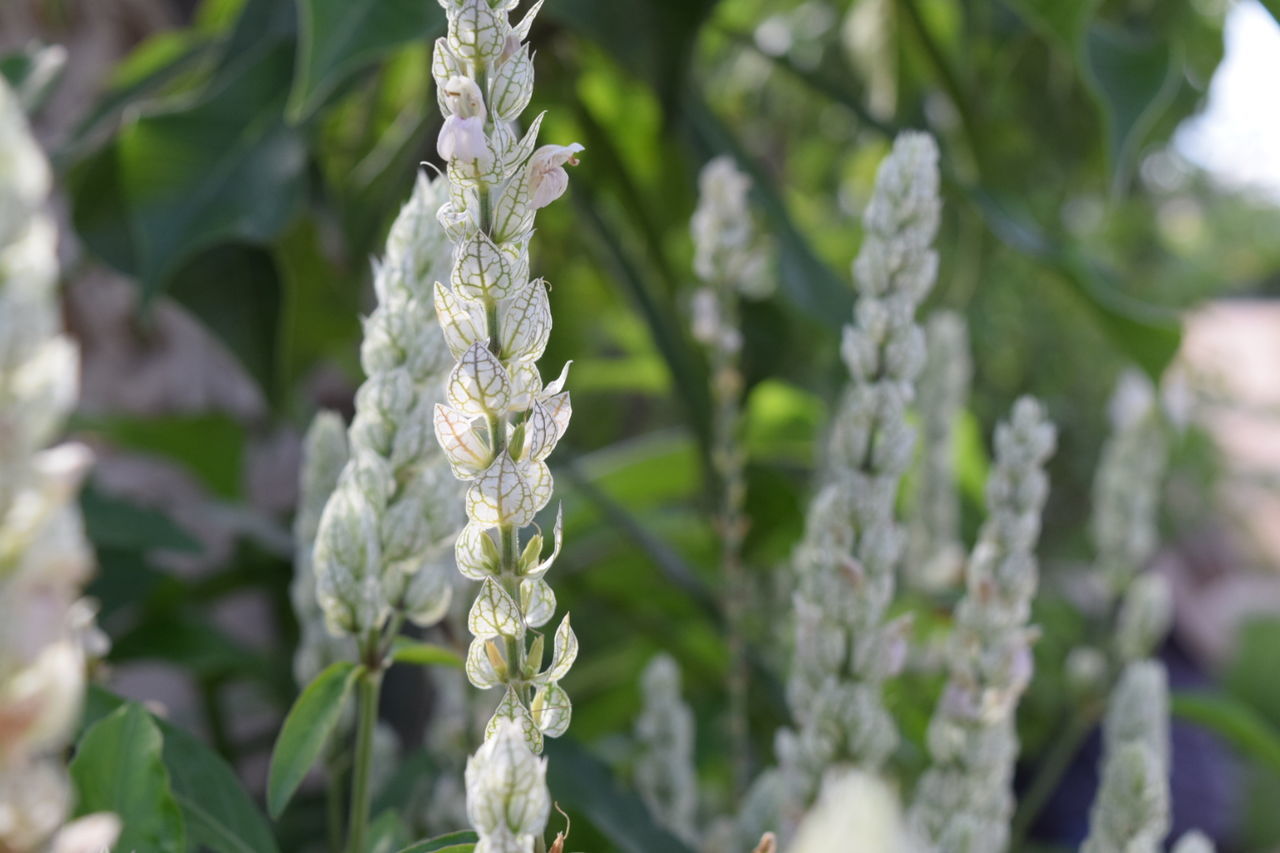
[905,311,971,592]
[633,655,699,845]
[312,171,463,644]
[739,132,940,843]
[0,80,118,852]
[429,0,582,845]
[465,719,551,853]
[688,155,771,793]
[908,397,1057,853]
[1082,661,1171,853]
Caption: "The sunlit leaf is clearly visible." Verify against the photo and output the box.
[268,660,363,818]
[70,704,186,853]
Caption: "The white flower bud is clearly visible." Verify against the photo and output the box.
[465,718,550,845]
[439,115,490,164]
[633,655,699,845]
[1172,831,1216,853]
[489,46,534,121]
[527,143,583,209]
[466,452,536,527]
[530,682,570,737]
[448,343,514,417]
[497,280,552,363]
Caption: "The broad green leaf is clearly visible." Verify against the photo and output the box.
[268,660,363,818]
[1082,24,1180,192]
[1172,690,1280,778]
[288,0,443,121]
[276,219,362,391]
[74,413,245,499]
[81,486,200,553]
[1226,617,1280,727]
[70,704,186,853]
[169,244,283,399]
[396,831,479,853]
[1002,0,1099,50]
[391,639,463,668]
[83,687,280,853]
[73,43,307,304]
[544,737,697,853]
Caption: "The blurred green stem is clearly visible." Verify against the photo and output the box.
[346,637,385,853]
[1010,709,1096,843]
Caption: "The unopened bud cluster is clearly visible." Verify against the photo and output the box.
[1083,661,1171,853]
[311,172,463,642]
[756,132,941,837]
[909,398,1056,852]
[633,655,700,845]
[430,0,583,846]
[0,80,117,852]
[905,312,971,592]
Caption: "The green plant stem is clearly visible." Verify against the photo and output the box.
[326,756,345,853]
[1010,708,1098,844]
[346,658,385,853]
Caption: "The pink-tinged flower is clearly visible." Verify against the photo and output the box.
[438,115,488,162]
[528,143,584,209]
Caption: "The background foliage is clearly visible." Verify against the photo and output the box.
[7,0,1280,849]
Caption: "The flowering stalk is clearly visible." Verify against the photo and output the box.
[688,155,771,797]
[309,170,463,852]
[633,655,700,846]
[0,79,119,853]
[747,132,941,841]
[904,311,971,593]
[908,397,1056,852]
[1082,661,1171,853]
[429,0,582,848]
[1092,370,1169,611]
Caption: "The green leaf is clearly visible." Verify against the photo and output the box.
[72,43,307,303]
[544,738,697,853]
[395,831,478,853]
[1172,690,1280,779]
[80,486,201,553]
[73,413,245,499]
[1002,0,1099,51]
[390,639,463,668]
[1263,1,1280,26]
[288,0,443,121]
[268,660,363,818]
[169,243,284,400]
[83,687,280,853]
[70,704,186,853]
[1082,24,1180,193]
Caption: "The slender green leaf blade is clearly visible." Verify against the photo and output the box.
[391,639,463,668]
[1172,690,1280,778]
[268,660,362,818]
[289,0,443,121]
[395,830,478,853]
[70,704,186,853]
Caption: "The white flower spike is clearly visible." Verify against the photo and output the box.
[430,1,583,848]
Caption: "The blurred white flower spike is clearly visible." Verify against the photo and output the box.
[909,397,1056,853]
[687,154,772,795]
[430,0,583,846]
[748,131,940,844]
[312,170,463,642]
[0,79,117,853]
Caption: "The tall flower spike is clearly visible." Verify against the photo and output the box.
[633,655,700,846]
[312,171,463,641]
[905,311,971,592]
[747,131,941,843]
[1092,369,1169,606]
[0,79,119,853]
[430,1,582,847]
[688,155,771,796]
[1082,660,1172,853]
[908,397,1057,853]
